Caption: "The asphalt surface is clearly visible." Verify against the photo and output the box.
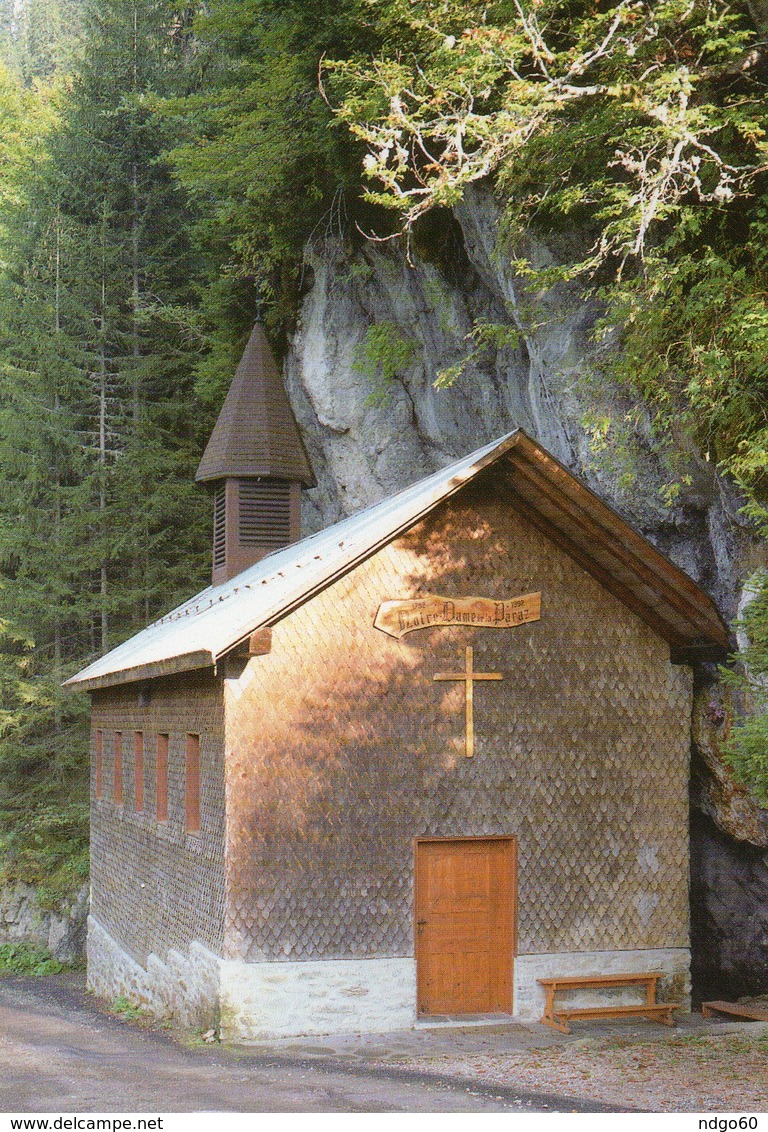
[0,974,622,1113]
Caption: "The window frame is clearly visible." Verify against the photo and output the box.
[134,731,144,813]
[113,731,123,805]
[156,733,169,822]
[94,730,103,799]
[185,733,201,835]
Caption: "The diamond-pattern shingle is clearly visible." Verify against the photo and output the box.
[224,484,691,963]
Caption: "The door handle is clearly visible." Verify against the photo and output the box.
[416,919,427,935]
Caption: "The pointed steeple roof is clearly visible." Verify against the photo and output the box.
[195,324,313,485]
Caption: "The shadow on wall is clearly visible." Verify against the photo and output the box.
[225,486,689,966]
[690,807,768,1002]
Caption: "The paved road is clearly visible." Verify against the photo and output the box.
[0,975,615,1113]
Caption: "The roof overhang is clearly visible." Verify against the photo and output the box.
[65,429,730,693]
[75,650,214,694]
[496,432,729,657]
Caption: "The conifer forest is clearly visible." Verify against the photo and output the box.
[1,0,768,911]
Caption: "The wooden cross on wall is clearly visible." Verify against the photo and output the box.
[433,646,503,758]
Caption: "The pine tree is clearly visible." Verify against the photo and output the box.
[164,0,380,376]
[0,0,82,82]
[46,0,211,643]
[0,0,210,899]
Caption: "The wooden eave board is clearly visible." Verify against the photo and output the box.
[504,452,718,625]
[74,650,215,692]
[504,490,694,647]
[510,435,723,618]
[505,480,705,644]
[500,440,729,650]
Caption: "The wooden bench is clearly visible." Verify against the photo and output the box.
[538,973,680,1034]
[702,1000,768,1022]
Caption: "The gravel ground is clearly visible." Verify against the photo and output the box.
[0,976,613,1112]
[380,1029,768,1112]
[6,972,765,1112]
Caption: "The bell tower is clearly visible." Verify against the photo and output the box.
[195,325,313,585]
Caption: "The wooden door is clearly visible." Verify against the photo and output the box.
[415,838,515,1016]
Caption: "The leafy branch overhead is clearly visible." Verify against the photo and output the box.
[326,0,768,271]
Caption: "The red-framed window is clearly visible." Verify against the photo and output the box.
[94,730,103,799]
[134,731,144,812]
[156,733,168,822]
[113,732,123,804]
[185,734,200,834]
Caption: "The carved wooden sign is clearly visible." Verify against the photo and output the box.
[374,592,541,639]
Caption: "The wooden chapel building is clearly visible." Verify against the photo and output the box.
[67,325,730,1039]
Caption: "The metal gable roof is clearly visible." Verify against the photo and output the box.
[65,429,729,692]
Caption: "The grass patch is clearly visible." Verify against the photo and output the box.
[109,995,151,1023]
[0,941,65,976]
[182,1026,220,1049]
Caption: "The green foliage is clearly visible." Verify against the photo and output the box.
[0,1,212,899]
[321,0,768,797]
[110,994,150,1022]
[353,321,417,404]
[725,713,768,804]
[0,941,65,976]
[600,237,768,521]
[4,0,768,883]
[722,576,768,802]
[0,0,82,82]
[161,0,382,359]
[435,319,520,388]
[325,0,768,516]
[327,0,766,259]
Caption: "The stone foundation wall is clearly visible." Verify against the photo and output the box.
[87,915,221,1031]
[219,957,417,1041]
[514,948,691,1022]
[87,916,692,1039]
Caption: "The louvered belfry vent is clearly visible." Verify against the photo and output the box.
[239,479,291,548]
[213,483,226,570]
[196,324,314,584]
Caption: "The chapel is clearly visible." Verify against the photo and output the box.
[66,325,730,1040]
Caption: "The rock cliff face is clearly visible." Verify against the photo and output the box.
[284,184,767,999]
[0,883,88,963]
[286,187,746,616]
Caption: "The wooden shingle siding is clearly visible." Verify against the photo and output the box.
[195,325,312,486]
[89,671,225,966]
[223,488,692,964]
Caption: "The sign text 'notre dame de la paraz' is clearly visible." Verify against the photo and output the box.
[373,592,542,639]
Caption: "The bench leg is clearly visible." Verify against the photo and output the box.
[540,986,571,1034]
[653,1010,676,1027]
[541,1014,571,1034]
[702,1004,715,1018]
